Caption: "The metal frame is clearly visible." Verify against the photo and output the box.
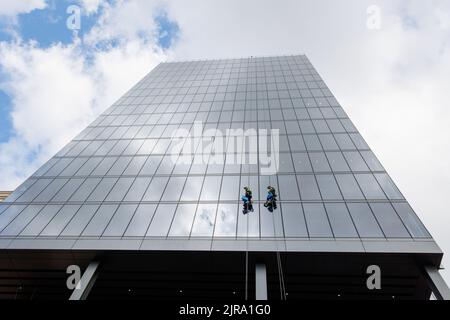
[424,266,450,300]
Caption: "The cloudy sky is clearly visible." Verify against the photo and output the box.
[0,0,449,284]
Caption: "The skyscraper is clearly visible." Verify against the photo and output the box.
[0,55,448,300]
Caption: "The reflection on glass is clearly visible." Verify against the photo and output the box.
[214,204,238,237]
[191,204,217,237]
[169,204,197,236]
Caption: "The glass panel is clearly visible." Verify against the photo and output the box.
[292,153,312,172]
[260,204,283,237]
[16,179,52,202]
[169,204,197,237]
[105,177,134,201]
[34,179,69,202]
[369,203,410,238]
[142,177,169,201]
[139,155,163,175]
[60,204,100,236]
[103,204,138,237]
[214,203,238,237]
[392,203,431,238]
[324,203,358,238]
[20,204,63,236]
[309,153,331,172]
[354,174,386,200]
[343,151,369,172]
[281,203,308,237]
[219,176,240,201]
[161,176,186,201]
[146,204,177,237]
[70,178,101,201]
[278,175,300,200]
[40,204,81,236]
[123,177,151,201]
[91,157,117,175]
[124,204,157,237]
[180,176,203,201]
[335,174,364,200]
[107,157,133,175]
[374,173,404,200]
[297,175,321,200]
[347,203,383,238]
[303,203,333,238]
[200,176,222,201]
[122,156,147,175]
[87,177,118,201]
[360,151,384,171]
[82,204,119,236]
[75,157,102,176]
[1,205,45,236]
[325,152,350,172]
[0,205,30,234]
[191,204,217,237]
[316,174,342,200]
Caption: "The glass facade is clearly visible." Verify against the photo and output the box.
[0,55,431,241]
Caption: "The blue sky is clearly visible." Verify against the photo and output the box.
[0,0,179,144]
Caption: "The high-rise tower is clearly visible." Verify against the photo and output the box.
[0,55,448,300]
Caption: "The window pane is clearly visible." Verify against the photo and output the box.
[309,153,331,172]
[325,203,358,238]
[278,175,300,200]
[237,205,260,237]
[303,203,332,238]
[282,203,308,237]
[347,203,383,238]
[343,151,369,172]
[200,176,222,201]
[355,174,386,200]
[169,204,197,236]
[214,203,238,237]
[191,204,217,237]
[61,205,100,236]
[103,204,138,237]
[124,177,151,201]
[374,173,404,200]
[20,204,63,236]
[360,151,384,171]
[88,177,118,201]
[146,204,177,237]
[40,204,81,236]
[105,177,134,201]
[124,204,157,237]
[326,152,350,171]
[292,153,312,172]
[297,175,321,200]
[335,174,364,200]
[316,174,342,200]
[1,205,44,236]
[219,176,240,201]
[161,176,186,201]
[69,178,101,202]
[34,179,68,202]
[142,177,169,201]
[369,203,410,238]
[180,176,203,201]
[392,203,431,238]
[82,204,119,236]
[260,203,284,237]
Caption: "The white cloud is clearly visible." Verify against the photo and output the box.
[0,0,47,17]
[79,0,103,15]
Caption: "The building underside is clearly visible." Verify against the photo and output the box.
[0,242,445,300]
